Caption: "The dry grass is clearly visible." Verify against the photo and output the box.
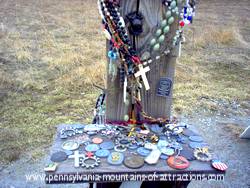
[0,0,249,164]
[192,26,236,48]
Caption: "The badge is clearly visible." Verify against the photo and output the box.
[44,163,58,172]
[85,144,100,152]
[167,156,190,170]
[92,137,103,144]
[189,136,203,142]
[124,155,144,169]
[100,141,114,150]
[107,152,124,165]
[137,147,151,156]
[62,140,79,151]
[50,151,68,162]
[145,149,162,165]
[157,78,172,97]
[211,160,228,171]
[95,149,110,158]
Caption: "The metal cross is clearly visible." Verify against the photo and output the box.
[68,150,85,167]
[134,64,150,90]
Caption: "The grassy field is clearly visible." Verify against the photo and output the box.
[0,0,249,165]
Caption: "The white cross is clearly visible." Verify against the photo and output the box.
[134,64,150,90]
[68,150,85,167]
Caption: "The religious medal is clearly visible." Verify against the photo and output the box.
[124,155,145,169]
[92,137,103,144]
[107,152,124,166]
[145,149,162,165]
[100,141,115,150]
[137,147,151,157]
[50,151,68,163]
[211,160,228,171]
[95,149,110,158]
[167,156,190,170]
[62,140,79,151]
[85,144,100,152]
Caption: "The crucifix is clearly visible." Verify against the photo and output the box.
[105,0,181,121]
[68,150,85,167]
[134,64,150,91]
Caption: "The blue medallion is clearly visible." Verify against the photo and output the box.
[137,147,151,157]
[85,144,100,152]
[189,142,208,149]
[100,141,114,150]
[107,152,124,165]
[95,149,110,158]
[189,136,203,143]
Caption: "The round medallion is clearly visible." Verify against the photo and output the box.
[128,143,139,150]
[137,147,151,157]
[92,137,103,144]
[124,155,144,169]
[107,152,124,166]
[211,160,228,171]
[62,140,79,151]
[189,142,208,149]
[167,156,190,170]
[95,149,110,158]
[189,136,203,143]
[50,151,68,162]
[100,141,114,150]
[160,147,175,156]
[85,144,100,152]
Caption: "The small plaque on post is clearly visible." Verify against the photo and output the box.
[157,78,172,97]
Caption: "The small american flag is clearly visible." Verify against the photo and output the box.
[212,160,228,171]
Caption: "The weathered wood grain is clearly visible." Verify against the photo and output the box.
[106,0,179,121]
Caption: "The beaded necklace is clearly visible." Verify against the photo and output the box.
[97,0,196,124]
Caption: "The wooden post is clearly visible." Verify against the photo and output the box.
[106,0,179,121]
